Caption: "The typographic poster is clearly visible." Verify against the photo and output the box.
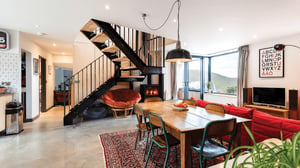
[259,47,284,78]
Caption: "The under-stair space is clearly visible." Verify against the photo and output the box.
[64,18,176,125]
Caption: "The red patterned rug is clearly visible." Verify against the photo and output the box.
[99,129,225,168]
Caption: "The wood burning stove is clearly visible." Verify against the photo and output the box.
[140,84,163,102]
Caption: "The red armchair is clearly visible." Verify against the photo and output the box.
[102,89,141,118]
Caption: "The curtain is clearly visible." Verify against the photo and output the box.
[170,62,177,100]
[237,45,249,106]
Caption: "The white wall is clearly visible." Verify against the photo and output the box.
[0,29,21,101]
[247,33,300,106]
[20,32,55,118]
[53,55,73,69]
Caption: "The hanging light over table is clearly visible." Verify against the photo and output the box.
[143,0,191,63]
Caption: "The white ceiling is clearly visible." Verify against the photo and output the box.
[1,0,300,56]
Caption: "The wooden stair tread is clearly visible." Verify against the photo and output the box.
[101,45,119,53]
[120,66,137,70]
[112,56,129,62]
[81,20,98,32]
[91,32,109,43]
[120,76,145,78]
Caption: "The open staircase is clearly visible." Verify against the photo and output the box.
[63,19,171,125]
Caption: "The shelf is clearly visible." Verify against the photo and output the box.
[90,32,109,43]
[81,20,98,32]
[245,104,289,118]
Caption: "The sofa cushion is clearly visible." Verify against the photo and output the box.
[281,119,300,140]
[251,110,282,142]
[227,105,254,119]
[190,97,209,108]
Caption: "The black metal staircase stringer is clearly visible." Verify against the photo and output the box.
[92,19,149,73]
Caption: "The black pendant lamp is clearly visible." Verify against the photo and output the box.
[166,0,191,62]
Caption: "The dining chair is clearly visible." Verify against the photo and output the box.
[182,99,197,106]
[134,104,158,161]
[190,118,237,168]
[145,112,180,168]
[205,103,225,116]
[144,97,162,102]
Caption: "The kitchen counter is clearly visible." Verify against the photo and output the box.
[0,93,13,133]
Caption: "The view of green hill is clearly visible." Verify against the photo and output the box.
[189,70,237,94]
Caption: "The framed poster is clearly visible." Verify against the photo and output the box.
[259,47,284,78]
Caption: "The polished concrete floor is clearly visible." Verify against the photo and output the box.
[0,106,137,168]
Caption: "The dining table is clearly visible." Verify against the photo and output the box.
[137,100,251,168]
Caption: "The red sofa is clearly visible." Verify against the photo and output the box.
[190,97,300,145]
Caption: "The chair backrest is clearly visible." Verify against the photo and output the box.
[205,103,225,116]
[144,97,162,103]
[148,112,169,147]
[134,104,147,124]
[202,118,237,149]
[182,99,197,106]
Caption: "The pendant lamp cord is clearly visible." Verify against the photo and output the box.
[142,0,181,32]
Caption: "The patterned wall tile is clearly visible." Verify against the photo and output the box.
[0,52,21,100]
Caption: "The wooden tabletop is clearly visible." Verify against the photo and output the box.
[138,100,250,133]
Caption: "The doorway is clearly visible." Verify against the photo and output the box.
[39,56,46,112]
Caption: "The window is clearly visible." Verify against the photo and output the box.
[183,51,238,99]
[188,58,201,90]
[211,52,238,95]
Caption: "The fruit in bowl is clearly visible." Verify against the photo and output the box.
[174,102,188,108]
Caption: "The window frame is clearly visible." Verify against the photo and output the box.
[185,50,238,98]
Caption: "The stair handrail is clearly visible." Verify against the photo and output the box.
[62,54,119,116]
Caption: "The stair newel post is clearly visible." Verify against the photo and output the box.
[68,79,71,111]
[63,80,66,113]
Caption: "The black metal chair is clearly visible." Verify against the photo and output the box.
[190,118,237,168]
[145,112,180,168]
[134,104,158,161]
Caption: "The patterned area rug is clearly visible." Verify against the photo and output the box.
[99,129,225,168]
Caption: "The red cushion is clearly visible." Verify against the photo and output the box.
[190,97,209,108]
[102,89,141,107]
[228,106,254,119]
[251,110,282,142]
[281,119,300,140]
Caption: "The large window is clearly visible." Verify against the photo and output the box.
[188,58,201,90]
[185,51,238,99]
[211,52,238,95]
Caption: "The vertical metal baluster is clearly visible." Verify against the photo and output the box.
[90,63,92,93]
[94,62,96,90]
[102,57,104,83]
[77,75,79,105]
[98,57,100,85]
[163,37,165,67]
[156,37,158,66]
[82,70,83,99]
[86,67,88,97]
[73,76,75,109]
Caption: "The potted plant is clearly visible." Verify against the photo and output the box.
[225,124,300,167]
[207,82,212,93]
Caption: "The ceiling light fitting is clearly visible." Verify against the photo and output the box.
[142,0,191,63]
[274,44,300,51]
